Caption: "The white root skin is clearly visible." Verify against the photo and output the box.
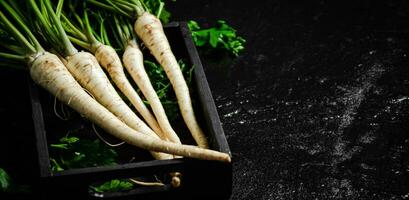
[94,44,164,139]
[29,52,231,162]
[135,12,209,148]
[95,43,181,186]
[64,52,156,137]
[30,52,169,160]
[123,40,181,145]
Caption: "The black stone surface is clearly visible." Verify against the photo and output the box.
[167,0,409,199]
[1,0,409,199]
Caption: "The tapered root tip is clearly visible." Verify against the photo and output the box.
[225,155,232,163]
[204,150,231,163]
[216,153,231,163]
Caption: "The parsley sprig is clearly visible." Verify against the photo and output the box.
[188,20,246,56]
[50,136,118,172]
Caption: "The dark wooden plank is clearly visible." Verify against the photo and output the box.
[28,78,51,178]
[179,22,232,155]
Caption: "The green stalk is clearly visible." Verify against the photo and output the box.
[55,0,64,18]
[0,1,43,52]
[124,21,136,50]
[0,11,36,54]
[111,15,132,50]
[29,0,59,50]
[86,0,145,18]
[29,0,51,34]
[110,0,133,13]
[87,0,132,18]
[0,43,26,55]
[105,0,134,18]
[99,18,111,46]
[61,2,111,51]
[139,0,149,12]
[7,0,25,21]
[116,0,138,9]
[68,3,85,30]
[83,8,98,44]
[0,52,26,62]
[43,0,77,56]
[110,16,126,50]
[156,2,164,18]
[68,36,91,51]
[132,0,145,16]
[82,8,102,53]
[86,0,118,13]
[62,14,87,42]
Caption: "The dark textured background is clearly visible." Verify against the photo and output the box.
[168,0,409,199]
[1,0,409,199]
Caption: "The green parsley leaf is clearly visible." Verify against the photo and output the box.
[90,179,133,193]
[143,59,194,121]
[188,20,246,56]
[49,136,118,172]
[0,168,11,192]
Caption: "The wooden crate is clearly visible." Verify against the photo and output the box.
[29,22,232,199]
